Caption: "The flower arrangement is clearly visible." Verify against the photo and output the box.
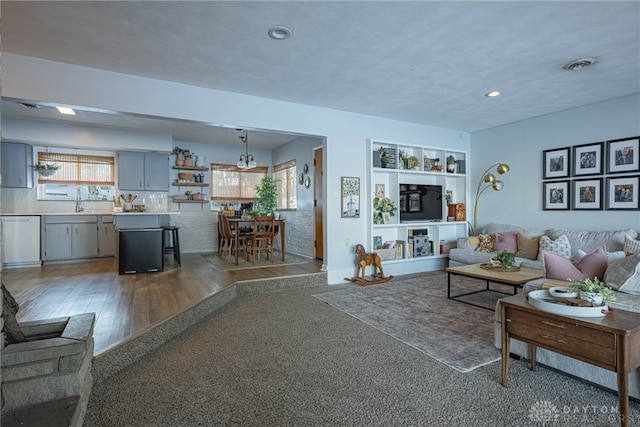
[373,196,397,215]
[567,277,616,306]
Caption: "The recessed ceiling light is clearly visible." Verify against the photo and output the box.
[268,26,292,40]
[56,106,76,115]
[485,91,502,98]
[562,57,598,71]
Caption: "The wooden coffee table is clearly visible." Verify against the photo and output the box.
[500,294,640,427]
[446,263,543,310]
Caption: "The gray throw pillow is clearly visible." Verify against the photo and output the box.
[603,254,640,295]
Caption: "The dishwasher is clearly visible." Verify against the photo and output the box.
[1,216,41,269]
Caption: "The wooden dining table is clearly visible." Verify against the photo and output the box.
[221,217,286,265]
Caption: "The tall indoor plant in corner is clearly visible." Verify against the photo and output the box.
[253,176,278,216]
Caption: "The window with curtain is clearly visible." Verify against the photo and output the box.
[36,151,116,201]
[273,160,297,210]
[210,164,268,200]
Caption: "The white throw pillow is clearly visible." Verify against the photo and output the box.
[573,248,626,264]
[624,234,640,255]
[604,254,640,295]
[538,235,571,261]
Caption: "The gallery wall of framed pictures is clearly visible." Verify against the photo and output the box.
[542,136,640,211]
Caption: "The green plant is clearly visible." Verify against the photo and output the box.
[31,162,60,171]
[373,196,397,216]
[492,250,516,268]
[172,147,191,156]
[568,277,616,305]
[252,176,278,216]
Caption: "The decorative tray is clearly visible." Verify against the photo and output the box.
[480,263,521,272]
[527,290,608,317]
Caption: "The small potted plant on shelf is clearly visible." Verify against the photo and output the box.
[184,190,193,200]
[373,196,397,224]
[491,250,516,269]
[567,277,616,306]
[31,162,60,177]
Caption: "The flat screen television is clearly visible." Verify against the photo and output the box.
[399,184,443,222]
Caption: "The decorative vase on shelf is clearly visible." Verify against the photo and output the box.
[195,155,207,168]
[374,212,383,224]
[184,156,193,167]
[175,153,185,167]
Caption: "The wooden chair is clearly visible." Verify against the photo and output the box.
[219,213,249,261]
[245,216,275,263]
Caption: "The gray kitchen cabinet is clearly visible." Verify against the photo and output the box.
[98,216,117,257]
[42,215,104,262]
[118,151,169,191]
[1,142,34,188]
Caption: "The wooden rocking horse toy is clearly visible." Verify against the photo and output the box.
[345,244,393,286]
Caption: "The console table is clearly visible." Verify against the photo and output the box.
[500,294,640,427]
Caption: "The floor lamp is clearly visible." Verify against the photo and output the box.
[473,163,510,236]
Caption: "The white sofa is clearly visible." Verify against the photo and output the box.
[456,223,640,399]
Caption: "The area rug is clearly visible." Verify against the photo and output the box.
[202,251,311,271]
[313,273,502,373]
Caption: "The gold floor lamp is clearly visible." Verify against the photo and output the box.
[473,163,510,236]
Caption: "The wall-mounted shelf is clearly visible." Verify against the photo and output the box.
[171,165,209,210]
[171,166,208,171]
[172,182,210,187]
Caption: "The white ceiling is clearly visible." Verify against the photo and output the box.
[2,1,639,148]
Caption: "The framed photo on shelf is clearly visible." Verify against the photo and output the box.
[543,180,570,210]
[382,212,391,223]
[374,183,385,199]
[572,142,603,177]
[572,178,603,210]
[607,137,640,174]
[543,147,570,179]
[606,175,639,210]
[341,176,360,218]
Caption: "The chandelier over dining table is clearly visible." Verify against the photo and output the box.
[237,132,257,169]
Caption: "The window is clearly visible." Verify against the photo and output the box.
[37,151,116,201]
[274,160,297,210]
[211,164,268,200]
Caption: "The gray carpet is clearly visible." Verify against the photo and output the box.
[85,272,640,426]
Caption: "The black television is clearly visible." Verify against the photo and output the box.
[399,184,443,222]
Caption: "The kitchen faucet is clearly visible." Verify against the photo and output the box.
[76,187,84,213]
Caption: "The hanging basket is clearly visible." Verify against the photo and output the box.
[36,169,57,177]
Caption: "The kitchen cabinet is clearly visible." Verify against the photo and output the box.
[42,215,110,262]
[1,142,34,188]
[118,151,169,191]
[98,216,117,257]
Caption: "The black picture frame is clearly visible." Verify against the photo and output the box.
[606,175,640,210]
[543,180,570,210]
[606,137,640,174]
[572,178,603,210]
[543,147,570,179]
[572,142,604,177]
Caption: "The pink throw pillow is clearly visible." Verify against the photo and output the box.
[492,232,519,253]
[542,245,608,281]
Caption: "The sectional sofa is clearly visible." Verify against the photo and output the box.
[448,222,640,399]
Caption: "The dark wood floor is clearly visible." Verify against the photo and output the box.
[2,253,323,356]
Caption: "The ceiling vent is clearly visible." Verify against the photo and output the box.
[562,57,598,71]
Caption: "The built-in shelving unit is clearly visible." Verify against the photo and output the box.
[367,139,469,273]
[171,166,209,208]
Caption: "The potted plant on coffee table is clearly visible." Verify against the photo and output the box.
[567,277,616,306]
[491,250,516,269]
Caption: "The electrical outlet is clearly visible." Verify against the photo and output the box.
[345,239,350,246]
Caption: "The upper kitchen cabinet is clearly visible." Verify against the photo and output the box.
[1,142,34,188]
[118,151,169,191]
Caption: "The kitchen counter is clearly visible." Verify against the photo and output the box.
[1,212,178,216]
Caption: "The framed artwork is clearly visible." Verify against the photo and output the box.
[543,147,570,179]
[572,142,603,177]
[572,178,603,210]
[607,137,640,174]
[543,180,570,210]
[374,183,385,199]
[382,212,391,223]
[606,175,639,210]
[341,176,360,218]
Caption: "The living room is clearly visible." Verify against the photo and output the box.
[2,2,640,426]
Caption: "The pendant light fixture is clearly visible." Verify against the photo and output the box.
[237,131,257,169]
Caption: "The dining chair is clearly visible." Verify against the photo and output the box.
[246,216,275,263]
[219,213,250,261]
